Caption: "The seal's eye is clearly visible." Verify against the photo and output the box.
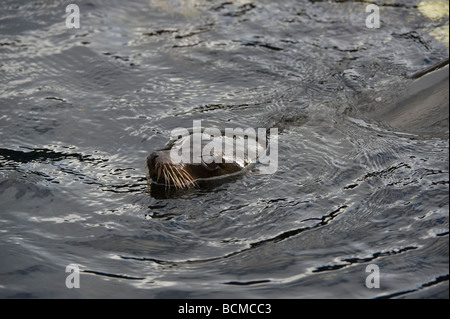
[201,155,218,171]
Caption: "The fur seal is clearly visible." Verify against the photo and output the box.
[147,130,268,189]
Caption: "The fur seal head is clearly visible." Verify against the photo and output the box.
[147,131,265,189]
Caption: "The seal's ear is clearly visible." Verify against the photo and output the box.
[201,155,218,171]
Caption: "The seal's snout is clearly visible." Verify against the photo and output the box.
[146,149,197,189]
[147,152,160,177]
[149,152,159,166]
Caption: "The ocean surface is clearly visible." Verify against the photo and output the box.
[0,0,448,298]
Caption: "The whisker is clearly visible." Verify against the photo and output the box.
[167,165,178,188]
[156,162,162,182]
[178,169,192,185]
[169,166,182,189]
[166,166,174,188]
[178,166,198,187]
[162,166,169,188]
[182,167,195,183]
[172,165,184,188]
[175,165,189,188]
[167,165,181,189]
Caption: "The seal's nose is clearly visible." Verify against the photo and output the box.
[149,152,159,166]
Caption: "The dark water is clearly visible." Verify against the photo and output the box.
[0,0,448,298]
